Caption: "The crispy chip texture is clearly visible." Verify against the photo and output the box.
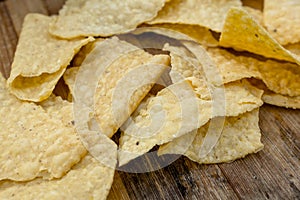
[0,75,86,181]
[264,0,300,45]
[94,38,170,138]
[49,0,167,38]
[159,109,263,164]
[0,155,115,200]
[219,7,300,65]
[148,0,242,32]
[63,67,79,98]
[118,79,263,166]
[7,14,93,102]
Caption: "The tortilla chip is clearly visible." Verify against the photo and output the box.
[118,79,263,166]
[146,24,219,47]
[249,78,300,109]
[7,13,93,102]
[159,109,264,164]
[49,0,168,38]
[94,38,170,138]
[0,154,115,200]
[63,67,79,99]
[219,7,300,65]
[206,47,261,84]
[148,0,242,32]
[0,75,86,181]
[264,0,300,45]
[285,42,300,57]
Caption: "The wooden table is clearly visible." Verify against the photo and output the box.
[0,0,299,199]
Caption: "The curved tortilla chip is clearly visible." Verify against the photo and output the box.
[7,14,93,102]
[49,0,168,38]
[0,155,115,200]
[148,0,242,32]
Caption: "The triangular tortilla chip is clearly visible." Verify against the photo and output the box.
[92,37,170,138]
[219,7,300,65]
[158,109,263,164]
[0,75,86,181]
[7,14,93,102]
[0,154,115,200]
[49,0,168,38]
[148,0,242,32]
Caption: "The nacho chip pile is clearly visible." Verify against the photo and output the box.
[1,0,300,199]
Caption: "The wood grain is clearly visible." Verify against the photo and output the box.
[0,0,299,199]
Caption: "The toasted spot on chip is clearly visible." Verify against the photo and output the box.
[147,0,242,32]
[264,0,300,45]
[49,0,168,38]
[0,75,86,181]
[219,7,300,65]
[0,154,115,200]
[94,38,170,138]
[159,109,264,164]
[7,13,93,102]
[118,79,263,166]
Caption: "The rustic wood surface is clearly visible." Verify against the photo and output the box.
[0,0,299,199]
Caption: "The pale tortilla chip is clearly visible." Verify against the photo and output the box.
[285,42,300,57]
[49,0,168,38]
[264,0,300,45]
[0,154,115,200]
[7,13,93,102]
[242,6,263,25]
[148,0,242,32]
[0,75,86,181]
[93,38,170,138]
[159,109,264,164]
[219,7,300,65]
[118,79,263,166]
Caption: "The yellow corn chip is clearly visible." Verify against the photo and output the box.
[118,79,263,166]
[93,38,170,138]
[242,6,263,25]
[264,0,300,45]
[285,42,300,57]
[49,0,168,38]
[148,0,242,32]
[219,7,300,65]
[0,154,115,200]
[159,109,263,164]
[0,75,86,181]
[7,14,93,102]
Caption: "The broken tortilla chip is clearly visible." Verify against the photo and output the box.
[118,79,263,166]
[7,13,93,102]
[219,7,300,65]
[0,154,115,200]
[158,109,263,164]
[0,75,86,181]
[148,0,242,32]
[264,0,300,45]
[63,67,79,99]
[49,0,168,38]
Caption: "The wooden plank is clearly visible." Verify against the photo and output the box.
[218,106,300,199]
[107,172,130,200]
[43,0,65,15]
[0,1,17,78]
[5,0,48,36]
